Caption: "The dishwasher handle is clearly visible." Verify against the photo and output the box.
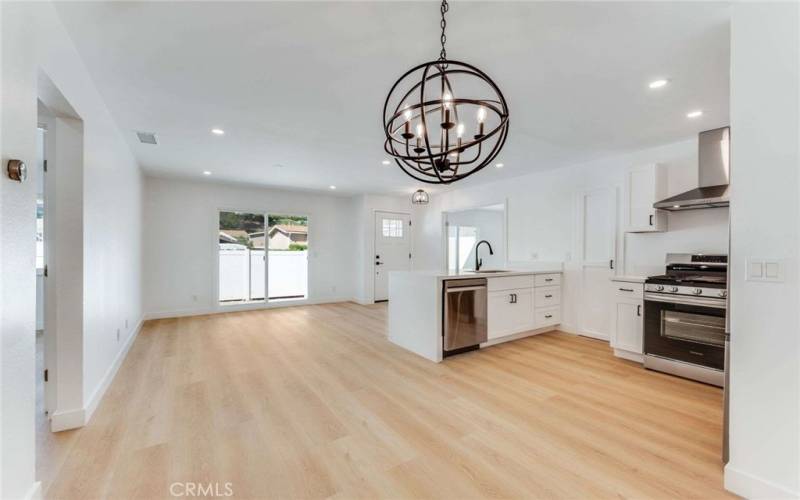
[445,286,486,293]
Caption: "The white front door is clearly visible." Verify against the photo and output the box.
[577,187,617,340]
[374,211,411,302]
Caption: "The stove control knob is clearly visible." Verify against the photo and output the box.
[692,288,703,295]
[718,290,728,298]
[655,285,664,292]
[669,286,679,293]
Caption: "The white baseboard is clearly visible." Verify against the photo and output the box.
[613,349,644,363]
[23,481,42,500]
[725,463,799,499]
[83,317,144,424]
[144,296,355,321]
[50,407,85,432]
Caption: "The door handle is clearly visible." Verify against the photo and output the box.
[649,214,654,226]
[637,304,641,316]
[609,259,614,270]
[375,262,383,266]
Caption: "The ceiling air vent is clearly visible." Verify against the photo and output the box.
[136,131,158,145]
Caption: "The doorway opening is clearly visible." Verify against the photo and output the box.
[373,211,411,302]
[443,203,506,273]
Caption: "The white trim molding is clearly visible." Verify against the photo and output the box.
[725,464,799,499]
[144,297,356,321]
[23,481,43,500]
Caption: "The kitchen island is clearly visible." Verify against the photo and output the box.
[388,268,563,362]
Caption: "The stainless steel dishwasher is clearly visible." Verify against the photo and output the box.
[443,278,488,357]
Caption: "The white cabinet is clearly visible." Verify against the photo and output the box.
[625,163,668,233]
[488,288,534,339]
[610,282,644,361]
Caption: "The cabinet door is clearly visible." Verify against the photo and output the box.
[612,300,643,353]
[625,164,667,233]
[488,289,534,339]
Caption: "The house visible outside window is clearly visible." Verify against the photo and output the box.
[382,218,404,238]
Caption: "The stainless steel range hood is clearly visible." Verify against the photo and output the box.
[654,126,730,211]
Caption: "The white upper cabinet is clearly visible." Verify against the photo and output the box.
[625,163,668,233]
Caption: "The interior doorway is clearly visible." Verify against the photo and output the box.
[373,211,411,302]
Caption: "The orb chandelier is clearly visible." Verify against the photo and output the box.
[411,189,430,205]
[382,0,509,184]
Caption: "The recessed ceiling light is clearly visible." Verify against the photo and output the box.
[329,185,336,190]
[495,163,504,168]
[203,171,212,176]
[381,159,391,165]
[687,110,703,118]
[648,79,669,89]
[211,128,225,135]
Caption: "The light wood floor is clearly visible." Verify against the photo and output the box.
[44,302,733,499]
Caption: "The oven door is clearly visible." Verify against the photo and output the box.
[644,294,726,370]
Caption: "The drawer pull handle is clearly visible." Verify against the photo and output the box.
[619,288,634,292]
[545,278,553,282]
[545,314,553,319]
[545,294,553,298]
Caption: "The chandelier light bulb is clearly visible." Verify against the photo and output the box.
[477,106,487,123]
[456,123,464,138]
[403,106,413,122]
[442,91,452,108]
[416,123,425,138]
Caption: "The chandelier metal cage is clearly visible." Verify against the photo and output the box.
[382,0,509,184]
[411,189,430,205]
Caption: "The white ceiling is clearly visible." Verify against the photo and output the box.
[54,1,730,195]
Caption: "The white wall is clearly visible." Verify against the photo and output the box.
[726,2,799,497]
[1,1,144,497]
[413,137,730,333]
[143,176,357,316]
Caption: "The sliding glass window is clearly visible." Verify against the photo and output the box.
[218,211,308,305]
[218,211,265,304]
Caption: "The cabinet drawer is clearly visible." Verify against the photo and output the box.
[613,282,644,298]
[488,275,535,291]
[534,273,561,287]
[535,306,560,328]
[535,286,561,307]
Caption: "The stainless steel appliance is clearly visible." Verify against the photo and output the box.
[654,127,730,211]
[443,278,487,356]
[644,254,728,386]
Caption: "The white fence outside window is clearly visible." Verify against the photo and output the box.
[219,247,307,302]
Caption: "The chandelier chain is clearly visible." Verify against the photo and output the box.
[439,0,449,61]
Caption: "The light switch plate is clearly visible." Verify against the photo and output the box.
[747,258,784,282]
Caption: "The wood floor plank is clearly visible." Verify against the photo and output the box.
[42,302,735,499]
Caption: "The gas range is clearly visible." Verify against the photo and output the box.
[644,254,728,301]
[643,253,728,387]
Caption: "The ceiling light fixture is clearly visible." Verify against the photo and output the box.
[382,0,509,185]
[211,128,225,135]
[381,160,391,165]
[329,185,336,190]
[203,171,212,176]
[649,79,669,89]
[412,189,430,205]
[687,110,703,118]
[495,163,504,168]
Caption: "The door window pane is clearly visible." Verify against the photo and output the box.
[219,211,265,304]
[268,215,308,301]
[382,218,403,238]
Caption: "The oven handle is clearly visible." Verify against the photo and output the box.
[644,293,727,309]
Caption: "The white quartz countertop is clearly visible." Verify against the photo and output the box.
[392,269,562,280]
[610,275,648,283]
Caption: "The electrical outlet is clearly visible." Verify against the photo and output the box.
[116,329,120,341]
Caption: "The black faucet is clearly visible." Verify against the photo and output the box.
[475,240,494,271]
